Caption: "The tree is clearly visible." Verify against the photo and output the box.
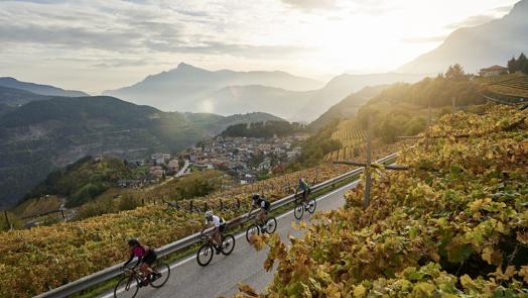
[507,56,517,74]
[517,53,527,74]
[445,64,466,81]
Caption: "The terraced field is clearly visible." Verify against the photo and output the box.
[479,73,528,100]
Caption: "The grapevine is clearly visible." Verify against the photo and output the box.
[234,104,528,297]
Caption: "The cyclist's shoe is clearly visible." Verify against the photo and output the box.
[215,245,222,254]
[150,272,162,281]
[139,280,148,287]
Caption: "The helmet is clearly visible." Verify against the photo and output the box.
[128,238,139,247]
[205,210,213,219]
[251,193,259,201]
[299,178,304,182]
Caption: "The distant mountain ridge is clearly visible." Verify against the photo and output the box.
[0,77,89,97]
[0,95,282,209]
[105,63,424,122]
[309,85,388,130]
[292,73,424,121]
[104,62,325,115]
[0,85,51,106]
[398,0,528,74]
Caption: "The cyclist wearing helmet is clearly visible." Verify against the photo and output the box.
[201,210,226,254]
[298,178,311,201]
[122,238,161,284]
[249,193,270,227]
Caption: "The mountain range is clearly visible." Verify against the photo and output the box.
[0,92,282,209]
[0,77,89,97]
[398,0,528,74]
[105,63,424,121]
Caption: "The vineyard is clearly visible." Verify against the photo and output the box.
[482,73,528,99]
[237,104,528,297]
[0,160,361,297]
[325,119,367,161]
[324,118,412,162]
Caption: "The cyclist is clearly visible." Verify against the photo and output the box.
[298,178,314,210]
[298,178,311,201]
[249,193,271,228]
[122,238,161,285]
[201,210,226,254]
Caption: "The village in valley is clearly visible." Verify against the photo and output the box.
[123,133,309,188]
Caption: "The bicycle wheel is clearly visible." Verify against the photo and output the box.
[149,262,170,288]
[246,224,260,242]
[306,198,317,214]
[196,243,214,266]
[265,217,277,233]
[220,234,235,255]
[114,275,139,298]
[294,203,304,220]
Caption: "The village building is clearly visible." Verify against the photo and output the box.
[479,65,508,77]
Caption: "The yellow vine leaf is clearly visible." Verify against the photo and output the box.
[518,266,528,283]
[460,275,476,289]
[414,282,435,296]
[516,232,528,245]
[263,257,274,272]
[481,247,493,264]
[325,283,342,298]
[252,234,265,251]
[238,282,259,297]
[353,284,367,297]
[489,266,516,281]
[428,250,440,262]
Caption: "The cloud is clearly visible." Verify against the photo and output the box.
[0,24,144,52]
[92,59,152,68]
[0,0,191,54]
[402,35,447,44]
[5,0,68,3]
[143,40,309,59]
[280,0,337,11]
[348,0,394,15]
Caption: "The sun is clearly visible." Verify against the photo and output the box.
[310,15,405,73]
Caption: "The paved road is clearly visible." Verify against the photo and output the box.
[175,159,190,177]
[102,180,359,298]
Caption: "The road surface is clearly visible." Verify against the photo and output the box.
[102,180,359,298]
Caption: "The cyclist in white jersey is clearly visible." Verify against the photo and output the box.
[201,210,226,254]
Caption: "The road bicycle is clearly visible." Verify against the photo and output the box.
[113,261,170,298]
[196,231,235,266]
[293,191,316,220]
[245,212,277,242]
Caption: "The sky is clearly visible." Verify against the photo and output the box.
[0,0,519,94]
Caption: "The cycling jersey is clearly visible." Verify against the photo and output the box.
[254,198,270,211]
[132,245,146,257]
[299,180,310,192]
[206,215,225,227]
[126,244,157,266]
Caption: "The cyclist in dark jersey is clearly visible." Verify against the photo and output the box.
[122,238,160,284]
[250,193,270,227]
[298,178,311,201]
